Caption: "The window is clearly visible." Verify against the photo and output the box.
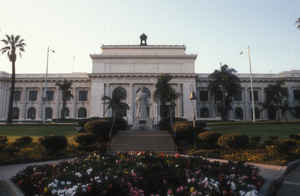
[65,90,72,101]
[45,107,53,119]
[234,107,243,120]
[199,91,208,101]
[251,107,261,119]
[29,90,38,101]
[249,90,259,102]
[61,107,70,118]
[295,106,300,119]
[268,108,276,120]
[27,107,36,120]
[200,108,209,118]
[46,90,54,101]
[14,91,21,101]
[234,90,242,101]
[294,90,300,101]
[78,90,88,101]
[78,107,87,118]
[12,107,19,119]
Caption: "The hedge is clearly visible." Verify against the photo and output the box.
[217,134,249,149]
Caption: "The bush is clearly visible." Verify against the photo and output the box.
[175,117,188,122]
[0,136,8,150]
[84,120,110,138]
[250,136,261,147]
[264,136,279,146]
[159,119,171,130]
[14,136,32,147]
[75,134,98,146]
[113,118,128,131]
[197,131,221,149]
[218,134,249,149]
[40,136,68,154]
[289,134,300,140]
[276,139,297,154]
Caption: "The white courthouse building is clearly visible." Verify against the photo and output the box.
[1,36,300,124]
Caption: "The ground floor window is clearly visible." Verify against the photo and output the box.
[45,107,53,119]
[27,107,36,120]
[12,107,19,119]
[78,107,87,118]
[235,107,243,120]
[200,107,209,118]
[61,107,70,118]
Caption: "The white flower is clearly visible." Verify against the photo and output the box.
[86,168,93,175]
[230,181,236,191]
[51,189,57,194]
[75,172,82,178]
[61,181,65,185]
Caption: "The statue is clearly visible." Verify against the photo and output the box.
[135,88,149,121]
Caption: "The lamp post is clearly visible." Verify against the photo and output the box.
[42,47,55,123]
[189,90,196,149]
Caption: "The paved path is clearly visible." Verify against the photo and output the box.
[277,165,300,196]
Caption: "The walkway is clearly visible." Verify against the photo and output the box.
[277,165,300,196]
[110,130,177,153]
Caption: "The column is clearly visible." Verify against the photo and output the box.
[127,83,133,125]
[90,79,104,117]
[183,82,195,121]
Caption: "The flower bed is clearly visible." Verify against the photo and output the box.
[13,152,264,196]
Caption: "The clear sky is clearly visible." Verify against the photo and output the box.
[0,0,299,74]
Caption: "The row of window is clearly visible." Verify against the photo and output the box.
[12,107,87,120]
[198,89,300,102]
[14,90,88,102]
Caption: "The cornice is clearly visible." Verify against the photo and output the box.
[101,45,186,49]
[89,73,197,79]
[89,54,197,60]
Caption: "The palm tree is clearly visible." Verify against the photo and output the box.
[208,64,242,121]
[102,89,129,140]
[0,34,26,123]
[56,80,73,120]
[154,74,178,125]
[296,18,300,30]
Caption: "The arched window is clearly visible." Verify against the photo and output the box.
[235,107,243,120]
[268,108,276,120]
[27,107,36,120]
[45,107,53,120]
[61,107,70,118]
[12,107,19,119]
[200,108,209,118]
[78,107,87,118]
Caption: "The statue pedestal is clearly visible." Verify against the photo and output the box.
[132,119,153,130]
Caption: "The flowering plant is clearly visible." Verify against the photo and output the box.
[13,152,264,196]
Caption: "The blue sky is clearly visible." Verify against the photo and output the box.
[0,0,299,74]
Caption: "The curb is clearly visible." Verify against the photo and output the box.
[261,159,300,196]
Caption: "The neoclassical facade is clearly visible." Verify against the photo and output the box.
[1,42,300,124]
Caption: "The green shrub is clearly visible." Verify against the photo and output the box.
[197,131,221,148]
[76,134,98,146]
[40,136,68,154]
[218,134,249,149]
[14,136,32,147]
[113,118,128,131]
[84,120,111,140]
[250,136,261,147]
[175,117,188,122]
[159,119,171,130]
[276,139,297,154]
[264,136,279,146]
[289,134,300,140]
[0,136,8,150]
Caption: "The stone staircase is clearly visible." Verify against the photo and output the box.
[110,130,177,153]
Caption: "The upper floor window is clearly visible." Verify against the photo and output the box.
[14,91,21,101]
[29,90,38,101]
[78,90,88,101]
[199,91,208,101]
[46,90,54,101]
[294,90,300,101]
[234,90,242,101]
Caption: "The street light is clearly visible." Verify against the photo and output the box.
[42,47,55,123]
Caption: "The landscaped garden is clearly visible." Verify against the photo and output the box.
[13,152,264,196]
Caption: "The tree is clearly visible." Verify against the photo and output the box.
[208,64,242,121]
[56,80,73,119]
[154,74,179,124]
[262,81,290,121]
[296,18,300,30]
[0,35,26,123]
[102,88,129,140]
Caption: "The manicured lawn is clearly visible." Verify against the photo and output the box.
[210,123,300,140]
[0,125,77,136]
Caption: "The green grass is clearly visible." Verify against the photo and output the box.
[210,123,300,140]
[0,125,77,136]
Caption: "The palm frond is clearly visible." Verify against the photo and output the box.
[1,39,8,45]
[5,34,11,43]
[14,35,20,43]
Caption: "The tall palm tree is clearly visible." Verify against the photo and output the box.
[0,35,26,123]
[296,18,300,30]
[102,89,129,140]
[208,64,241,121]
[154,74,178,124]
[56,80,73,120]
